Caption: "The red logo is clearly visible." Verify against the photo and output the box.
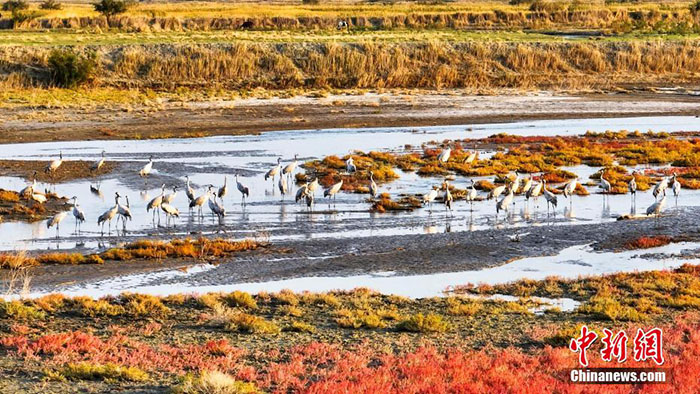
[569,325,598,367]
[600,328,628,363]
[633,328,665,366]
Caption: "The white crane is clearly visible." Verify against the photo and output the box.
[30,192,47,204]
[185,175,196,203]
[208,194,226,222]
[147,184,166,222]
[278,174,288,199]
[563,178,578,208]
[652,176,668,200]
[526,181,543,208]
[20,171,38,198]
[422,186,439,212]
[464,150,477,164]
[218,177,228,201]
[671,173,681,198]
[265,157,282,184]
[307,178,320,196]
[295,183,308,203]
[511,172,522,195]
[116,193,132,229]
[437,148,451,165]
[466,180,478,211]
[345,157,356,174]
[139,155,154,181]
[443,180,453,214]
[599,170,611,195]
[47,211,68,238]
[161,203,180,227]
[628,171,637,196]
[305,191,314,211]
[71,196,85,233]
[496,183,514,215]
[236,175,250,205]
[283,154,298,179]
[97,195,119,235]
[91,151,106,172]
[190,186,212,219]
[369,171,378,198]
[542,180,558,214]
[45,151,63,175]
[646,193,667,224]
[521,174,533,196]
[324,179,343,205]
[488,183,507,201]
[163,186,178,205]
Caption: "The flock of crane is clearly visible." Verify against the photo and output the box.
[16,147,682,238]
[421,148,680,222]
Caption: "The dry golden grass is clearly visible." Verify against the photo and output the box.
[4,40,700,92]
[6,1,698,33]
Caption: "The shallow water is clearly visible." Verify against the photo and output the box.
[0,115,698,252]
[24,241,700,301]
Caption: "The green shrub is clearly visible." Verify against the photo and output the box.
[93,0,128,19]
[39,0,62,10]
[2,0,28,12]
[692,0,700,17]
[47,50,96,88]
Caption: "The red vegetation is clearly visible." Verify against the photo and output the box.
[2,315,700,392]
[624,235,673,250]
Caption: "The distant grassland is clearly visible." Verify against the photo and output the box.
[3,1,699,33]
[2,40,700,92]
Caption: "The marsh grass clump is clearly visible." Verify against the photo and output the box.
[577,296,644,322]
[174,370,260,394]
[71,296,125,317]
[446,298,482,316]
[335,308,387,329]
[49,362,148,382]
[624,235,673,250]
[371,193,421,213]
[225,312,280,334]
[396,313,450,333]
[121,293,170,318]
[100,238,263,261]
[283,321,315,333]
[0,300,46,320]
[222,291,258,310]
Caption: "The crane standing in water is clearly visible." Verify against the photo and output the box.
[71,196,85,233]
[98,194,120,235]
[236,175,250,205]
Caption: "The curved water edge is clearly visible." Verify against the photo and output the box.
[0,115,698,252]
[17,242,700,311]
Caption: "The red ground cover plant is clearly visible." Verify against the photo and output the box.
[2,313,699,392]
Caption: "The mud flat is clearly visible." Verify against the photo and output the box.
[19,206,700,297]
[2,92,700,144]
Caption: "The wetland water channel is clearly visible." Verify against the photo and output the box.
[1,115,699,297]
